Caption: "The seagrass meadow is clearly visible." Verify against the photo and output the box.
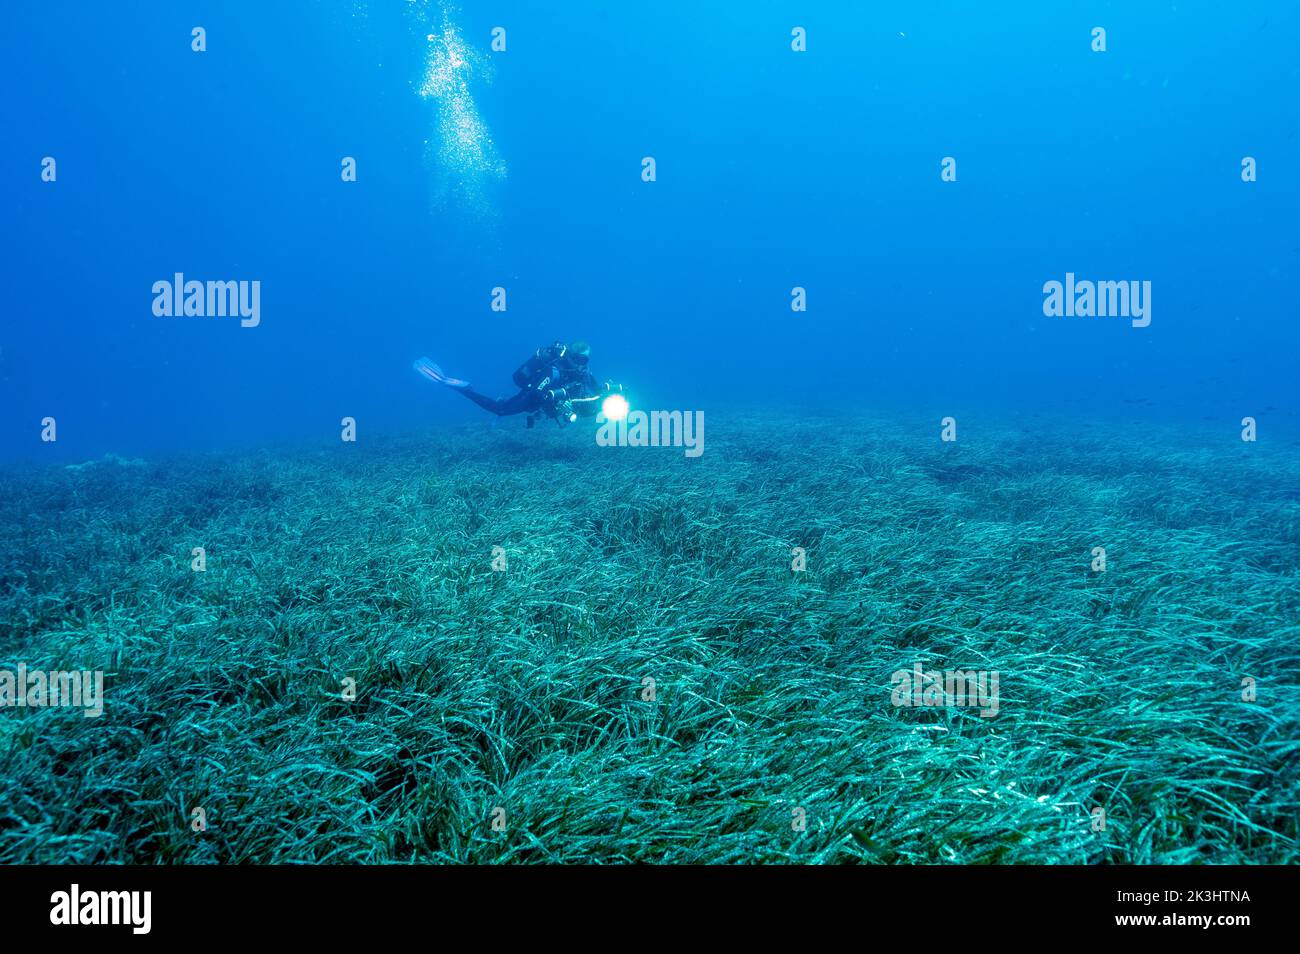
[1,409,1297,864]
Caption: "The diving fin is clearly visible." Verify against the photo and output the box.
[413,357,469,389]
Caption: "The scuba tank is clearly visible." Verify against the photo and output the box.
[512,342,566,390]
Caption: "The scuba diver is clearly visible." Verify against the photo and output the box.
[415,341,625,427]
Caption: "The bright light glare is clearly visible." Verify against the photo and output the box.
[601,394,630,422]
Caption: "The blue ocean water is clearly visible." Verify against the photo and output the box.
[4,4,1300,875]
[2,1,1297,462]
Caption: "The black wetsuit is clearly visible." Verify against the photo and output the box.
[457,344,599,419]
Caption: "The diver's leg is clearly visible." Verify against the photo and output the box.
[455,387,541,417]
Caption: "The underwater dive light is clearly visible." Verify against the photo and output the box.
[601,393,630,422]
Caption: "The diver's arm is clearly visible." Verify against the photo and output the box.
[569,394,602,417]
[566,380,621,418]
[545,372,602,404]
